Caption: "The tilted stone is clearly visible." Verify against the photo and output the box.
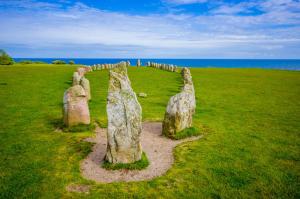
[63,85,90,127]
[106,62,142,163]
[162,67,196,138]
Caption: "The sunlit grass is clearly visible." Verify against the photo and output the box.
[0,64,299,198]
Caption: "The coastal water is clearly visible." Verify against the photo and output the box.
[14,58,300,70]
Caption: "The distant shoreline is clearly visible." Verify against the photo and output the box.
[13,58,300,70]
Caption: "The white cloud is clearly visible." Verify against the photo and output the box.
[164,0,207,5]
[0,0,61,9]
[0,0,299,58]
[210,2,256,15]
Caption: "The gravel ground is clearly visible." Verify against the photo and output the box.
[80,122,201,183]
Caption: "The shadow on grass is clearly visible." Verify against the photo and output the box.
[68,137,95,159]
[64,80,72,86]
[48,117,95,133]
[167,124,211,140]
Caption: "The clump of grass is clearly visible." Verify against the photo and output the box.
[173,127,200,140]
[102,152,149,170]
[68,137,95,159]
[94,119,107,128]
[63,123,95,132]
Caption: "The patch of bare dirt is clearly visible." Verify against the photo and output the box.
[80,122,201,183]
[66,184,91,193]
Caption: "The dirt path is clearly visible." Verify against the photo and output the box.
[80,122,201,183]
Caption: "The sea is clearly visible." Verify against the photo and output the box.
[14,58,300,70]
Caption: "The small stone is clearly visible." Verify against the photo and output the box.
[138,93,147,98]
[137,59,141,67]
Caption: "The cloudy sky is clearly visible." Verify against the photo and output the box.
[0,0,300,58]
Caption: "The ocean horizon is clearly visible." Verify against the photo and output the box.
[14,58,300,71]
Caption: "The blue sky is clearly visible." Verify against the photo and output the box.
[0,0,300,58]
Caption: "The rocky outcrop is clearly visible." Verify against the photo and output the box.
[63,85,90,127]
[162,67,196,138]
[106,62,143,163]
[80,77,91,101]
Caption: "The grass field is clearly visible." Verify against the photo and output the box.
[0,64,299,198]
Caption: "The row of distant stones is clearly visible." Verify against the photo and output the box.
[146,61,178,72]
[90,59,178,72]
[63,61,195,164]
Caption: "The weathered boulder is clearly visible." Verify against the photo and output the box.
[80,77,91,101]
[72,72,81,86]
[63,85,90,127]
[106,62,142,163]
[162,67,196,138]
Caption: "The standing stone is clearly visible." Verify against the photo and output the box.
[137,59,141,67]
[72,72,81,86]
[162,67,196,138]
[80,77,91,101]
[106,62,142,163]
[84,66,92,72]
[77,67,86,77]
[63,85,90,127]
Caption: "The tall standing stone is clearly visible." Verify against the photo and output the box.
[63,85,90,127]
[162,67,196,138]
[106,62,142,163]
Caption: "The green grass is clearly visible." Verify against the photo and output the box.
[63,123,95,133]
[0,64,299,198]
[102,152,149,170]
[172,127,200,140]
